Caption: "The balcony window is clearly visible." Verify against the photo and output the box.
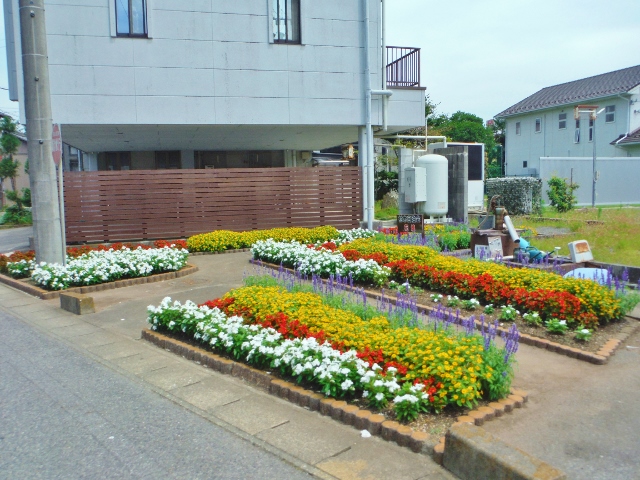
[273,0,300,44]
[116,0,147,37]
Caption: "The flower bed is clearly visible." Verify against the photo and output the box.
[341,237,622,326]
[251,239,390,285]
[6,246,189,290]
[0,239,187,275]
[186,226,374,253]
[148,267,518,421]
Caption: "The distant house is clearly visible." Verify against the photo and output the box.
[496,65,640,177]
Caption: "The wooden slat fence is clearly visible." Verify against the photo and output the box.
[63,167,363,244]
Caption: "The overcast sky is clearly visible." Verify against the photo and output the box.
[1,0,639,123]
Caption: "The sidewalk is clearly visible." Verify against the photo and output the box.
[0,252,454,480]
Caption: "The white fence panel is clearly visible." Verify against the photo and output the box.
[539,157,640,206]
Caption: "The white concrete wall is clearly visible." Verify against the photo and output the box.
[504,95,635,176]
[540,157,640,206]
[3,0,420,128]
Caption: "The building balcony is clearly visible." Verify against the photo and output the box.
[386,46,421,88]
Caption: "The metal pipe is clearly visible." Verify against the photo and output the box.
[363,0,374,230]
[381,0,388,131]
[503,215,520,243]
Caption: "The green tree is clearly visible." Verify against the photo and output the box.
[0,116,22,209]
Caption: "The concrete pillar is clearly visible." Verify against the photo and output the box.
[19,0,64,264]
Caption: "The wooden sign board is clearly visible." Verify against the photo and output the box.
[397,214,424,238]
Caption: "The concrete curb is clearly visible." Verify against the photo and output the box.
[254,260,638,364]
[0,263,199,300]
[142,328,531,464]
[443,423,566,480]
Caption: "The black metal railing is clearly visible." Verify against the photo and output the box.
[386,46,420,88]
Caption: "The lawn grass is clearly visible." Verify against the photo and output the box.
[375,200,399,220]
[512,206,640,267]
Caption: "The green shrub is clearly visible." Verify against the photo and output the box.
[546,176,578,213]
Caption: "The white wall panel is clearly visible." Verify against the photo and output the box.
[212,42,289,71]
[51,95,137,124]
[211,0,264,15]
[48,35,135,66]
[135,96,217,124]
[214,69,288,98]
[49,65,136,96]
[152,10,213,41]
[215,97,290,125]
[211,13,267,43]
[134,67,214,97]
[286,45,362,74]
[46,4,110,37]
[132,39,214,69]
[288,71,362,99]
[289,98,361,125]
[153,0,212,12]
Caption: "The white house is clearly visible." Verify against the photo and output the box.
[3,0,425,171]
[496,65,640,177]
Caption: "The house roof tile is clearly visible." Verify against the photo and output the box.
[612,126,640,146]
[496,65,640,118]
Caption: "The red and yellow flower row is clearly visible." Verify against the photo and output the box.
[340,238,621,324]
[223,285,490,408]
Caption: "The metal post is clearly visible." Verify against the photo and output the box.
[19,0,64,264]
[592,115,596,208]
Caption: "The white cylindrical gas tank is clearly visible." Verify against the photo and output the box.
[415,154,448,216]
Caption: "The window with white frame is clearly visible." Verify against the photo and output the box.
[515,122,521,135]
[574,119,580,143]
[273,0,300,44]
[535,118,541,133]
[589,118,594,142]
[558,113,567,129]
[605,105,615,123]
[115,0,147,37]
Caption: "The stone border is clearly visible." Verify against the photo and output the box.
[142,328,529,461]
[0,264,199,300]
[253,260,640,365]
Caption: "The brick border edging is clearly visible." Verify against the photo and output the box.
[141,328,528,461]
[0,264,199,300]
[254,260,639,365]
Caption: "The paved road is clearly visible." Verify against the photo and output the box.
[0,309,314,480]
[0,225,32,254]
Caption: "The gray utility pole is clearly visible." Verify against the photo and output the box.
[19,0,64,264]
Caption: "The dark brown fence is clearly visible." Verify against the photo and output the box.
[63,167,363,244]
